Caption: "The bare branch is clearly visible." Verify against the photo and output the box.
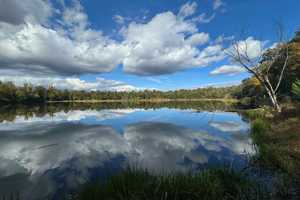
[225,40,264,83]
[274,44,289,93]
[225,23,288,112]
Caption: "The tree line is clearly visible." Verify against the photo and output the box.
[0,100,236,123]
[0,81,239,104]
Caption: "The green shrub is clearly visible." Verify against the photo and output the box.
[243,108,267,121]
[292,79,300,100]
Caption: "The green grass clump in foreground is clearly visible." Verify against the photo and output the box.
[75,167,269,200]
[242,108,269,121]
[250,109,300,175]
[248,105,300,199]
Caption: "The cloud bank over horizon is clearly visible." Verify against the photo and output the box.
[0,0,278,90]
[0,75,140,91]
[0,0,229,77]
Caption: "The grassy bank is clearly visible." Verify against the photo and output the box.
[71,167,268,200]
[244,104,300,174]
[243,104,300,199]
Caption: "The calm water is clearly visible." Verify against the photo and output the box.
[0,103,254,199]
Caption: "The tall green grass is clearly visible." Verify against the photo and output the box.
[251,115,300,199]
[243,108,268,121]
[74,167,269,200]
[1,193,20,200]
[251,118,299,174]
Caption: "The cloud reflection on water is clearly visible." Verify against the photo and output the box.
[0,108,254,199]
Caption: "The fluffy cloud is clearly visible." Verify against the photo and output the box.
[0,23,127,75]
[0,0,225,77]
[228,37,266,60]
[0,0,128,76]
[178,1,198,19]
[0,109,138,130]
[62,1,88,28]
[186,32,210,46]
[0,0,53,25]
[113,15,126,24]
[210,65,246,75]
[209,121,247,132]
[190,13,215,24]
[121,11,224,75]
[0,75,139,91]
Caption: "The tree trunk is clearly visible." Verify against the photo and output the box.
[271,93,281,112]
[264,84,281,112]
[272,93,281,112]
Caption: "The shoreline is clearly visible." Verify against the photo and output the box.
[47,98,238,103]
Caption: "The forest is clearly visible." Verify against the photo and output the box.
[0,81,239,103]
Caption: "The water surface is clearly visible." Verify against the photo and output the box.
[0,103,253,199]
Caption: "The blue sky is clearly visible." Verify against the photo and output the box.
[83,0,300,90]
[0,0,299,91]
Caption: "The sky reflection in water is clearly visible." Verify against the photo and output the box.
[0,107,253,199]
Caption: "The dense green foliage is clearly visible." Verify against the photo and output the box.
[73,167,269,200]
[292,79,300,99]
[0,81,238,104]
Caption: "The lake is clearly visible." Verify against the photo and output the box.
[0,102,254,199]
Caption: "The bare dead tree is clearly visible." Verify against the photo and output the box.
[226,26,289,112]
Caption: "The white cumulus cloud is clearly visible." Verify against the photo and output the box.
[228,37,266,60]
[0,75,139,91]
[0,0,53,25]
[0,0,127,76]
[113,15,125,24]
[178,1,198,19]
[0,0,227,77]
[121,11,224,75]
[210,65,246,75]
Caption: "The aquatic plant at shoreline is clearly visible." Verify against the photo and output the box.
[73,167,269,200]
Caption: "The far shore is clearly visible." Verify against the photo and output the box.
[47,98,238,103]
